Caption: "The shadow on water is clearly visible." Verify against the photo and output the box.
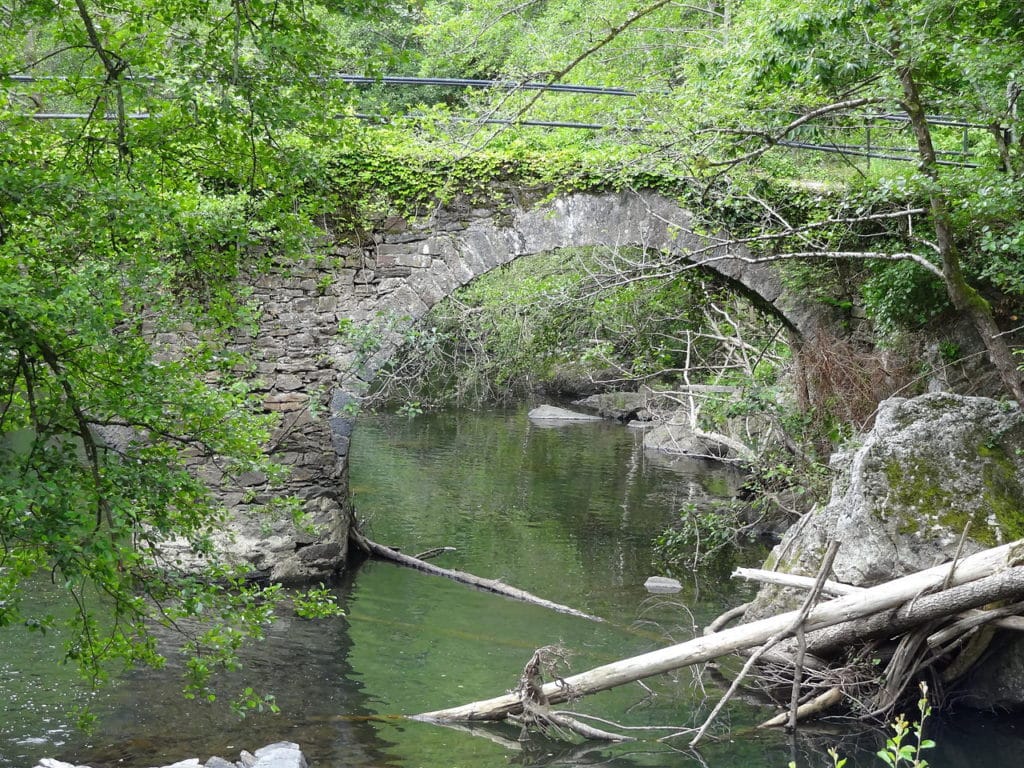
[4,407,1021,768]
[44,567,391,768]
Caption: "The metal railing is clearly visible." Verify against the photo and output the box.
[3,72,1000,167]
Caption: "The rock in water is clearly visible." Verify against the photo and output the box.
[528,405,603,422]
[644,576,683,594]
[34,743,308,768]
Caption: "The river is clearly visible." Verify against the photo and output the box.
[1,407,1021,767]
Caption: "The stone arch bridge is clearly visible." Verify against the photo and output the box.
[216,189,831,582]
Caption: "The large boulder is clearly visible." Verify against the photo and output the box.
[746,392,1024,707]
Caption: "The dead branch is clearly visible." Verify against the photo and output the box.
[685,541,840,746]
[350,528,602,622]
[758,686,844,729]
[703,602,751,635]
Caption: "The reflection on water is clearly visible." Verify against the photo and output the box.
[2,407,1017,768]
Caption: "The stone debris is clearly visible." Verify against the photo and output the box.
[33,742,308,768]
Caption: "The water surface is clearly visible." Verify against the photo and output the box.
[2,407,1016,767]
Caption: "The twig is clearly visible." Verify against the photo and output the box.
[684,541,840,746]
[703,603,751,635]
[413,546,457,560]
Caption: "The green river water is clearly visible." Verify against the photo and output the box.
[2,407,1023,767]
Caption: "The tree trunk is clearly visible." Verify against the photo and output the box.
[897,63,1024,405]
[415,540,1024,722]
[802,567,1024,657]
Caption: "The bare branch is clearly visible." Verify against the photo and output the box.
[704,97,886,169]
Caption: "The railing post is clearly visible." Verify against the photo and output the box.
[865,115,872,171]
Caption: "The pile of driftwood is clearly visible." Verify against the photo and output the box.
[409,538,1024,745]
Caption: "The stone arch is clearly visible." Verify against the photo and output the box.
[220,189,830,582]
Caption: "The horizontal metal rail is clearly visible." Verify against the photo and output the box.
[776,139,979,168]
[6,72,636,97]
[3,72,995,165]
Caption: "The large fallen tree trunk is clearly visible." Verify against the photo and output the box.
[350,528,603,623]
[735,566,1024,655]
[415,539,1024,722]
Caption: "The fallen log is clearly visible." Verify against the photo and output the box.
[735,567,1024,642]
[803,568,1024,656]
[415,539,1024,722]
[349,528,603,623]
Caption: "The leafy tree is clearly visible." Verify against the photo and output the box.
[413,0,1024,402]
[706,0,1024,402]
[0,0,361,706]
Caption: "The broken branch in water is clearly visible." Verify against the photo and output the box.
[350,527,603,622]
[413,546,458,560]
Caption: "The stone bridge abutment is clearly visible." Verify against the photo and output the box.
[212,189,830,582]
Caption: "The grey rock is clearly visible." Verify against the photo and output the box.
[205,757,236,768]
[643,415,733,459]
[644,576,683,593]
[528,405,604,423]
[746,393,1024,708]
[252,742,307,768]
[573,391,648,421]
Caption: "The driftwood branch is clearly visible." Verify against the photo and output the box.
[415,539,1024,723]
[350,528,602,622]
[758,686,843,729]
[732,567,860,596]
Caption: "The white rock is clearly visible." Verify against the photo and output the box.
[644,576,683,593]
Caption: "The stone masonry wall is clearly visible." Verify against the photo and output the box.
[198,188,825,582]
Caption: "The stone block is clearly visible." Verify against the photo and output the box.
[264,393,309,412]
[378,267,412,279]
[235,470,268,487]
[381,214,409,233]
[395,253,432,269]
[274,374,303,391]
